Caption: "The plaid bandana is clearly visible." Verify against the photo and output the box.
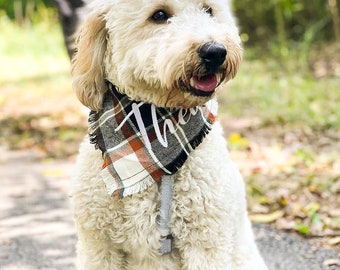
[89,83,217,199]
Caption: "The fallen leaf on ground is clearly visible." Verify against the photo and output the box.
[323,259,340,267]
[327,237,340,246]
[249,210,285,223]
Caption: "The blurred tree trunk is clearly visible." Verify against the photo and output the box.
[273,0,288,56]
[328,0,340,41]
[14,0,35,25]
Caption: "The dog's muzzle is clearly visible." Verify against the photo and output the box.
[183,42,227,97]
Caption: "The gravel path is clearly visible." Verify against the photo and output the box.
[0,147,339,270]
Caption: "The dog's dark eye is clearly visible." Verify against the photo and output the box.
[151,10,170,23]
[204,6,213,16]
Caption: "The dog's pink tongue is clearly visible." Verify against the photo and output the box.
[192,74,218,92]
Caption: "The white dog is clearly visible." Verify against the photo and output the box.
[70,0,268,269]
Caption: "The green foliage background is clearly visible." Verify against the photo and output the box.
[0,0,51,20]
[234,0,335,43]
[1,0,339,47]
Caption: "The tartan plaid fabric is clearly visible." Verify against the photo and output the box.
[89,84,218,198]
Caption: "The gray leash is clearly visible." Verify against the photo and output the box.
[159,175,175,254]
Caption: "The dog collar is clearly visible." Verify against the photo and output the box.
[88,83,218,199]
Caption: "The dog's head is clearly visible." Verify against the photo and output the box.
[72,0,242,111]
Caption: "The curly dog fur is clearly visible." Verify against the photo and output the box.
[70,0,268,269]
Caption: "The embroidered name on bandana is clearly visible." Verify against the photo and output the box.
[89,84,217,198]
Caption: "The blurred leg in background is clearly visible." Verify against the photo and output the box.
[52,0,85,59]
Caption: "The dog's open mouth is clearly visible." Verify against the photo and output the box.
[186,73,223,97]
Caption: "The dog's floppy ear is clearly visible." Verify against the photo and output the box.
[72,10,108,112]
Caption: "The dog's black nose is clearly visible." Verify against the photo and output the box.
[198,42,227,71]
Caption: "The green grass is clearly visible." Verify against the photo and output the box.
[219,57,340,128]
[0,11,74,114]
[0,10,69,83]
